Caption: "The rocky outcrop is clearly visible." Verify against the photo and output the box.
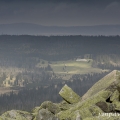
[0,110,33,120]
[36,108,58,120]
[59,84,81,104]
[1,70,120,120]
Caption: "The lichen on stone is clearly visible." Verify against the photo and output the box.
[59,84,81,104]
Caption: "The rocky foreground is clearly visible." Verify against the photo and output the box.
[1,70,120,120]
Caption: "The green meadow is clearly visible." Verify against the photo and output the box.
[51,60,102,74]
[37,59,106,80]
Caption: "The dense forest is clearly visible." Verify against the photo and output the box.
[0,35,120,56]
[0,72,109,114]
[0,35,120,65]
[0,35,120,114]
[0,35,119,87]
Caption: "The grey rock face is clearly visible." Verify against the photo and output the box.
[40,101,60,114]
[36,108,59,120]
[59,84,81,104]
[0,110,33,120]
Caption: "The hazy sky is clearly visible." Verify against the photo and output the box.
[0,0,120,26]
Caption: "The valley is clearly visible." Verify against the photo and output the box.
[0,35,120,114]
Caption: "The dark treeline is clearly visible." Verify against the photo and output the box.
[92,54,120,70]
[0,71,109,114]
[0,66,54,87]
[0,35,120,71]
[0,35,120,61]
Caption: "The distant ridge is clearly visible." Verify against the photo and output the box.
[0,23,120,36]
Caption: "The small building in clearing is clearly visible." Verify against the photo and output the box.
[76,59,88,62]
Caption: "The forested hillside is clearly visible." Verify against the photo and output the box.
[0,35,120,87]
[0,72,108,114]
[0,35,120,57]
[0,35,120,61]
[0,35,119,87]
[0,35,120,114]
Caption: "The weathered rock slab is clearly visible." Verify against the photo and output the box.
[36,108,59,120]
[59,84,81,104]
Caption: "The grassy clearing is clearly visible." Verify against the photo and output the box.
[51,60,103,74]
[37,59,106,80]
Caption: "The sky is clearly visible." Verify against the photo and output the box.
[0,0,120,26]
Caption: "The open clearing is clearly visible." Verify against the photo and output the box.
[51,60,104,74]
[37,59,107,80]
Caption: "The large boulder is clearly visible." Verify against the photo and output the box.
[57,104,103,120]
[110,90,120,102]
[56,70,120,119]
[32,106,41,117]
[56,90,107,119]
[57,100,73,111]
[36,108,59,120]
[0,110,33,120]
[32,101,61,120]
[59,84,81,104]
[82,70,119,100]
[40,101,61,114]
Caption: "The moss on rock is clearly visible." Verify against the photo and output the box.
[113,101,120,111]
[110,90,120,102]
[39,101,61,114]
[58,100,74,111]
[84,116,120,120]
[56,87,113,119]
[59,84,81,104]
[0,110,33,120]
[36,108,58,120]
[82,70,117,100]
